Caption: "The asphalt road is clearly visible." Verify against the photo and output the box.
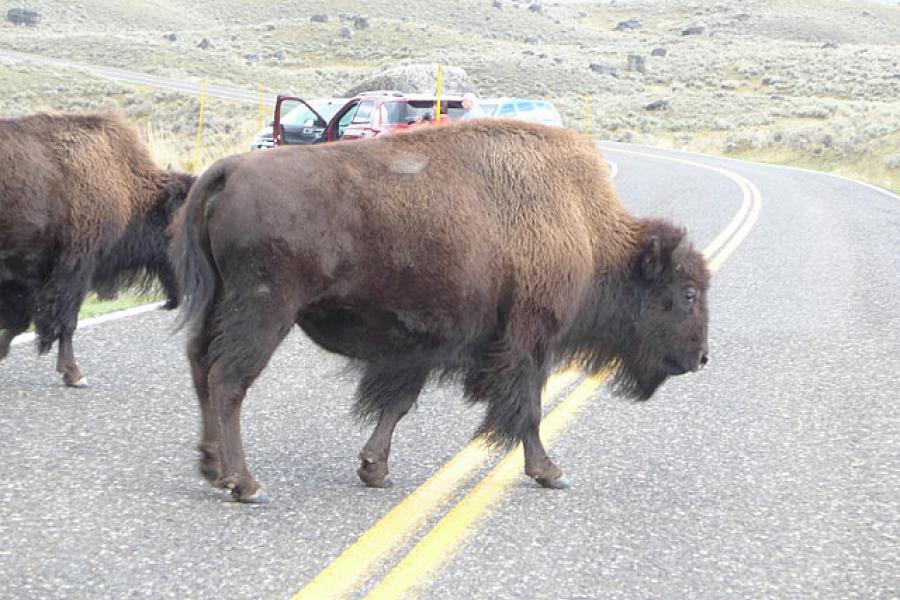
[1,49,898,600]
[0,48,279,105]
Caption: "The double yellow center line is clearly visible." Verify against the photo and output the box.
[295,150,762,599]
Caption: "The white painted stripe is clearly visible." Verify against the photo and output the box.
[600,141,899,201]
[604,159,619,179]
[10,302,165,348]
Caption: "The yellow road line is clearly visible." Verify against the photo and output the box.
[359,152,762,599]
[293,370,581,600]
[364,374,607,600]
[602,147,762,265]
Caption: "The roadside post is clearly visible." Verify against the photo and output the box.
[584,96,591,134]
[257,82,265,130]
[193,79,207,171]
[435,64,443,124]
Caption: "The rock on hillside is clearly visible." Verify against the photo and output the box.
[344,64,478,96]
[7,8,41,26]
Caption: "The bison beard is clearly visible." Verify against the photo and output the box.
[171,119,710,503]
[0,110,194,386]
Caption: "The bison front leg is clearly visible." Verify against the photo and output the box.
[355,366,428,488]
[470,350,570,489]
[157,264,180,310]
[32,261,90,387]
[521,381,570,489]
[56,327,86,387]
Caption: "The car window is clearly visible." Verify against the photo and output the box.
[338,104,358,127]
[311,101,343,123]
[381,101,410,124]
[528,101,563,125]
[442,100,465,119]
[334,103,359,139]
[478,102,498,116]
[498,103,516,117]
[352,100,375,124]
[515,101,535,112]
[283,106,321,128]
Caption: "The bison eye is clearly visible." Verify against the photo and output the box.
[685,287,697,302]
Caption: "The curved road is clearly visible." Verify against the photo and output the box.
[1,52,898,599]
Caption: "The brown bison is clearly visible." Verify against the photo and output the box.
[0,110,194,386]
[172,119,710,503]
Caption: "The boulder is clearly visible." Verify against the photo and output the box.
[6,8,41,26]
[344,64,478,96]
[627,54,647,73]
[615,18,641,31]
[589,63,619,77]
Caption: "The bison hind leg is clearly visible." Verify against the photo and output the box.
[201,291,300,504]
[354,363,428,487]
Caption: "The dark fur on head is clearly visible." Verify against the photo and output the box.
[564,219,710,402]
[92,171,195,306]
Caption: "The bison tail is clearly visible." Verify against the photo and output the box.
[169,162,227,332]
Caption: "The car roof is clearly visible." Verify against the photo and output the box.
[354,90,466,102]
[481,97,556,105]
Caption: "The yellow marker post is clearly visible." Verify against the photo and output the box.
[257,82,265,130]
[435,64,443,124]
[584,96,591,134]
[193,79,207,171]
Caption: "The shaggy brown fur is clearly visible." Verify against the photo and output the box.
[0,110,194,386]
[172,119,710,503]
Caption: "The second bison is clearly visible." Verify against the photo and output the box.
[0,110,194,386]
[172,119,710,503]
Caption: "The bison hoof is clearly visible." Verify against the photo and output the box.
[365,476,394,489]
[64,375,88,388]
[357,459,392,488]
[235,488,269,504]
[161,299,179,310]
[536,475,571,490]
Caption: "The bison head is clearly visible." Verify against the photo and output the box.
[612,221,710,401]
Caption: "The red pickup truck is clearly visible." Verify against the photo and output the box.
[270,91,466,147]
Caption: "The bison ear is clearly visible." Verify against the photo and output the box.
[164,173,195,219]
[640,236,665,281]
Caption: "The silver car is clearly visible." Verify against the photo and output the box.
[477,97,564,127]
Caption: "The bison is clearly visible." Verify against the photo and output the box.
[172,119,710,503]
[0,110,194,386]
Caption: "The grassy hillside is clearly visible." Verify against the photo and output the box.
[0,0,897,192]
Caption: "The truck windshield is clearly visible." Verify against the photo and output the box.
[380,100,465,124]
[283,101,342,127]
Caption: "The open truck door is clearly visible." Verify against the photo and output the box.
[273,95,329,146]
